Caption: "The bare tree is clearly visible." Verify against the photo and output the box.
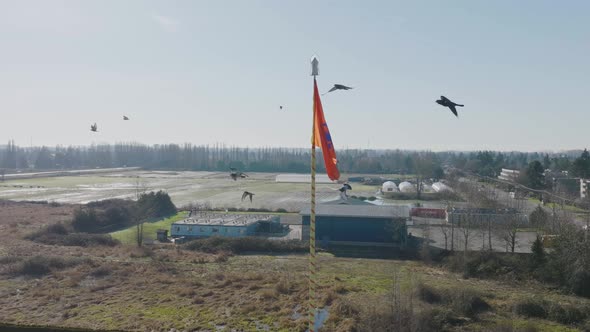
[499,211,526,253]
[439,222,450,251]
[458,212,474,258]
[134,176,150,247]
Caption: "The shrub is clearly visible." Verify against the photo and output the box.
[184,236,307,254]
[137,191,176,218]
[416,283,441,304]
[72,199,136,233]
[547,303,587,325]
[450,288,490,317]
[28,230,119,247]
[90,264,114,277]
[13,256,90,276]
[61,233,119,247]
[569,268,590,298]
[513,298,548,319]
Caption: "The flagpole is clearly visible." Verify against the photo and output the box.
[309,56,319,332]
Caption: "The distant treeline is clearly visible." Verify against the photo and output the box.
[0,140,585,176]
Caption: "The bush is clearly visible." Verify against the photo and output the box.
[513,298,548,319]
[547,303,587,325]
[73,199,136,233]
[61,233,119,247]
[449,288,490,317]
[184,236,307,254]
[416,283,441,304]
[25,223,69,241]
[570,268,590,298]
[137,190,177,218]
[26,221,119,247]
[13,256,90,276]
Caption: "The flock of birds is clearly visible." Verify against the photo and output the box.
[90,116,129,132]
[231,166,353,204]
[89,82,464,203]
[280,83,464,117]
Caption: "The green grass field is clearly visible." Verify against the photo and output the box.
[110,212,188,245]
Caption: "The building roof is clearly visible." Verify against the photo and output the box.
[321,198,373,205]
[173,213,275,227]
[300,204,409,219]
[449,207,522,215]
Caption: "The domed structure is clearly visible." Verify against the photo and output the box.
[432,182,452,192]
[398,181,416,193]
[381,181,399,193]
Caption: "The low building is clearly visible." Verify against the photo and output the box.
[381,181,399,194]
[300,204,409,246]
[398,181,415,193]
[432,182,452,193]
[447,207,528,226]
[498,168,520,182]
[170,212,279,239]
[581,179,590,198]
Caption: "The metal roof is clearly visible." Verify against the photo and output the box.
[300,204,409,219]
[172,212,275,227]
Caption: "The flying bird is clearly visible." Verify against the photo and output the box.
[334,183,352,200]
[230,168,248,181]
[123,116,129,120]
[241,191,255,203]
[90,123,98,132]
[279,106,283,110]
[436,96,464,117]
[339,183,352,192]
[323,84,353,95]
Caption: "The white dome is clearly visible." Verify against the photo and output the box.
[398,181,415,193]
[381,181,399,193]
[432,182,452,192]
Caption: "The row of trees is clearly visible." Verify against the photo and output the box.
[1,141,587,176]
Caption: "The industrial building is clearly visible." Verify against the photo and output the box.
[447,207,528,226]
[300,204,410,246]
[170,212,280,239]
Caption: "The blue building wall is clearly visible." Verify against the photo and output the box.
[302,216,406,244]
[170,222,258,238]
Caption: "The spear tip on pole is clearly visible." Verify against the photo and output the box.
[311,55,319,77]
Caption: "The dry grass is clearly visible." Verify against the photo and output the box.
[0,202,588,331]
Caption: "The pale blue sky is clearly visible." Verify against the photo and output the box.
[0,1,588,151]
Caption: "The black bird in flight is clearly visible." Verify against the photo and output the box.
[279,106,283,110]
[339,183,352,192]
[90,123,98,132]
[436,96,464,117]
[334,183,352,200]
[241,191,254,203]
[322,84,353,95]
[230,168,248,181]
[123,116,129,120]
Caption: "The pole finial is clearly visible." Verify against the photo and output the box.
[311,55,319,76]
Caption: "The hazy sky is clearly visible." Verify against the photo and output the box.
[1,1,588,152]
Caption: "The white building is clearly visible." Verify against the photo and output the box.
[581,179,590,198]
[432,182,452,193]
[381,181,399,193]
[498,168,520,182]
[398,181,415,193]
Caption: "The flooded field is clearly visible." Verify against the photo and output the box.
[0,171,381,211]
